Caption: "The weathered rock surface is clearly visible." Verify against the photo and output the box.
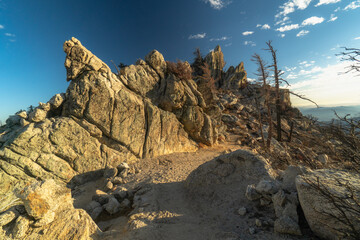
[204,45,225,85]
[186,149,276,210]
[1,37,223,212]
[223,62,247,89]
[296,169,360,240]
[0,179,100,240]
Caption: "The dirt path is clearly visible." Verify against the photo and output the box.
[94,142,239,240]
[73,137,315,240]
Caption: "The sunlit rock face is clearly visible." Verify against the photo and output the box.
[1,37,229,213]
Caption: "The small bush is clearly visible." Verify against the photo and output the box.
[166,60,193,82]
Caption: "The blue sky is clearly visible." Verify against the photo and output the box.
[0,0,360,122]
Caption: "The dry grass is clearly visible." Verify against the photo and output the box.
[166,60,193,82]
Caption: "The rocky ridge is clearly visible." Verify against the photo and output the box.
[0,38,359,240]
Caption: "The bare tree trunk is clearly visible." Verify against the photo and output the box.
[266,41,282,142]
[266,85,273,149]
[251,53,272,150]
[255,98,266,148]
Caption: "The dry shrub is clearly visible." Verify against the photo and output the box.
[166,60,193,82]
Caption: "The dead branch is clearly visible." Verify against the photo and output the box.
[289,91,319,108]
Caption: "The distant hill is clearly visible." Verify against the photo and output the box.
[298,105,360,122]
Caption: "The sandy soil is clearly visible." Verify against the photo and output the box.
[72,136,317,240]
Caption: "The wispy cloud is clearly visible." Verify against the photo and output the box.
[244,41,256,47]
[275,16,290,26]
[299,60,315,67]
[256,24,271,30]
[299,66,323,75]
[242,31,254,36]
[4,33,15,37]
[302,16,325,26]
[279,33,286,38]
[275,0,312,19]
[276,24,299,32]
[290,61,360,106]
[203,0,231,10]
[0,24,4,29]
[225,42,232,47]
[188,33,206,40]
[344,0,360,10]
[328,14,338,22]
[297,30,310,37]
[355,36,360,40]
[210,36,229,41]
[285,66,297,71]
[315,0,341,7]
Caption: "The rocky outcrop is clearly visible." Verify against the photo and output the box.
[203,45,247,90]
[204,45,225,85]
[0,179,100,239]
[296,169,360,240]
[223,62,247,90]
[1,37,224,212]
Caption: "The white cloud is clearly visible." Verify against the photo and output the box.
[315,0,341,7]
[287,73,298,79]
[299,61,315,67]
[328,14,338,22]
[334,6,341,12]
[242,31,254,36]
[344,0,360,10]
[302,16,325,26]
[285,66,297,71]
[299,66,323,75]
[204,0,230,10]
[210,36,229,41]
[275,16,291,26]
[290,61,360,107]
[275,0,312,18]
[355,36,360,40]
[256,24,271,29]
[188,33,206,40]
[297,30,310,37]
[350,1,360,10]
[261,24,271,30]
[244,41,256,47]
[225,42,232,47]
[0,24,4,29]
[4,33,15,37]
[279,33,286,38]
[276,24,299,32]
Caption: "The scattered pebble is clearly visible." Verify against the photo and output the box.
[237,207,247,216]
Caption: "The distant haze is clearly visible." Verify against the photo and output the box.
[299,105,360,122]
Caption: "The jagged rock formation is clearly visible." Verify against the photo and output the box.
[0,37,226,213]
[203,45,247,90]
[223,62,247,90]
[205,45,225,84]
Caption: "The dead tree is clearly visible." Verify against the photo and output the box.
[266,41,285,142]
[192,48,204,76]
[337,47,360,75]
[252,53,273,150]
[328,111,360,172]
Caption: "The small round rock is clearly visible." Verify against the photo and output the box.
[237,207,247,216]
